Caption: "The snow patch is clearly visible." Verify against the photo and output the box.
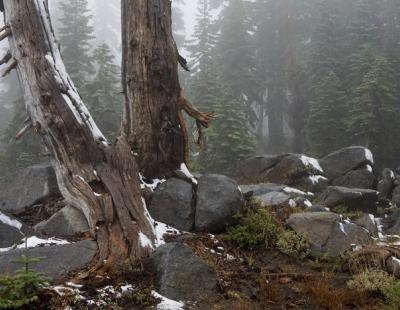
[339,222,348,236]
[139,175,166,191]
[300,155,323,172]
[179,163,198,185]
[154,221,180,247]
[283,187,306,196]
[308,175,328,185]
[366,165,373,172]
[139,231,153,249]
[289,199,297,207]
[0,236,69,253]
[304,200,313,208]
[364,149,374,164]
[0,211,22,230]
[121,284,134,293]
[152,291,184,310]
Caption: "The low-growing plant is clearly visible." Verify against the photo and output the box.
[0,254,50,309]
[122,287,157,308]
[381,280,400,310]
[225,210,279,248]
[276,230,310,258]
[347,269,396,292]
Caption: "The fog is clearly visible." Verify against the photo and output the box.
[2,0,400,173]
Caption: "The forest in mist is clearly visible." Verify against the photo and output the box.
[0,0,400,173]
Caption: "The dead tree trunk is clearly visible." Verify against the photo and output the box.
[121,0,212,179]
[2,0,156,272]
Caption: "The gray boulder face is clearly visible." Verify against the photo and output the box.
[318,186,378,214]
[287,212,372,256]
[0,222,23,248]
[391,177,400,207]
[232,154,323,186]
[150,242,217,301]
[241,183,313,209]
[355,213,379,238]
[0,164,61,213]
[0,240,97,280]
[331,166,375,189]
[320,146,374,180]
[382,209,400,235]
[195,174,244,232]
[378,168,395,200]
[34,205,89,237]
[307,205,330,212]
[148,178,194,231]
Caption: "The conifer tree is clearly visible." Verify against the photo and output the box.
[215,0,255,100]
[202,85,256,173]
[57,0,94,89]
[347,52,400,167]
[83,43,123,140]
[306,71,348,156]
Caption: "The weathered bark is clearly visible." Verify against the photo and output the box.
[3,0,156,271]
[121,0,212,178]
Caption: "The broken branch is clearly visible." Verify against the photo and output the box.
[0,50,11,65]
[0,26,11,41]
[178,93,213,128]
[1,58,17,77]
[15,122,32,140]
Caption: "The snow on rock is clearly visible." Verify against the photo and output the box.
[0,211,22,230]
[139,231,153,249]
[140,174,166,190]
[178,163,198,185]
[283,187,307,196]
[365,149,374,164]
[0,236,69,253]
[308,175,328,185]
[300,155,323,173]
[120,284,134,293]
[152,291,185,310]
[154,221,181,247]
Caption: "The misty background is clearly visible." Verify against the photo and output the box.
[1,0,400,174]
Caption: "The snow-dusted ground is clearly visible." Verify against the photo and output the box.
[152,291,185,310]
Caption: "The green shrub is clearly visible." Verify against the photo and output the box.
[226,210,279,248]
[347,269,395,292]
[347,269,400,310]
[381,280,400,310]
[276,230,310,258]
[0,254,50,309]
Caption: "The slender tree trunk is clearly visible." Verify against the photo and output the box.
[121,0,212,179]
[3,0,155,272]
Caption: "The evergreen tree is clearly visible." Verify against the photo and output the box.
[82,43,123,140]
[347,52,400,167]
[306,71,348,156]
[201,85,256,173]
[57,0,94,89]
[305,0,349,156]
[215,0,255,100]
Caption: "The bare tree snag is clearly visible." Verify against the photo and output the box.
[121,0,212,178]
[3,0,156,272]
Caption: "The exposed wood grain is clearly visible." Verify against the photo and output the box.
[3,0,156,272]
